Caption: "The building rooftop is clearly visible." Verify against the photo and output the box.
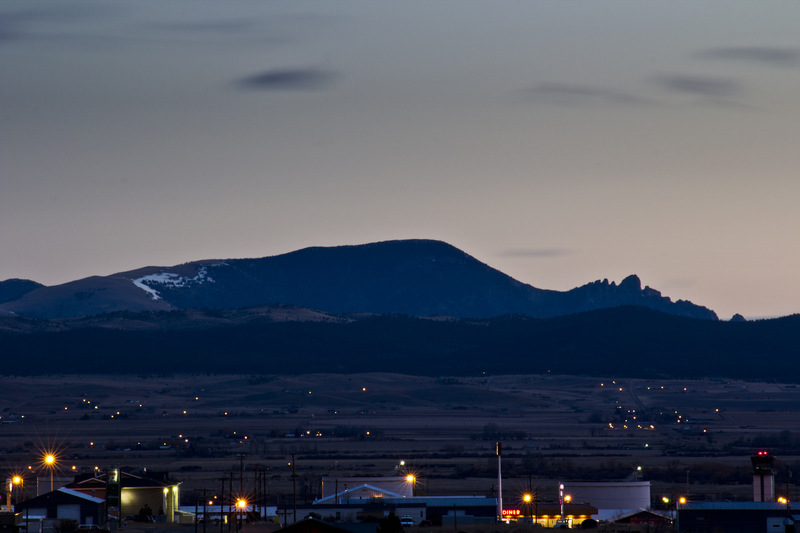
[681,502,790,511]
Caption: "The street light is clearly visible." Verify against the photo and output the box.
[236,499,247,531]
[6,475,24,523]
[43,453,57,492]
[523,493,531,523]
[12,476,23,504]
[405,474,416,496]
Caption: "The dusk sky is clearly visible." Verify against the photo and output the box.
[3,1,800,320]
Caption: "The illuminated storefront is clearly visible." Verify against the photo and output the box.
[501,503,597,528]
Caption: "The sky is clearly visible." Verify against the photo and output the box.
[2,1,800,320]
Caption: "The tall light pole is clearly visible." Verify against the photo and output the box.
[496,443,502,522]
[11,475,25,503]
[405,475,416,497]
[44,454,56,492]
[236,499,247,532]
[523,493,531,524]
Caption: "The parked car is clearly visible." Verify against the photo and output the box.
[400,516,414,527]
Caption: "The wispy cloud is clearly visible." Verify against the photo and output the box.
[525,82,648,106]
[498,248,572,258]
[698,47,800,67]
[154,20,256,34]
[0,5,119,44]
[236,68,337,91]
[652,74,741,98]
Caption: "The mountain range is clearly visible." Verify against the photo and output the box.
[0,239,716,320]
[3,240,800,380]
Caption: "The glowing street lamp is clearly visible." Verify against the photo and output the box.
[12,476,23,502]
[523,493,532,522]
[7,476,23,510]
[12,475,24,498]
[43,453,57,491]
[236,499,247,529]
[403,474,417,497]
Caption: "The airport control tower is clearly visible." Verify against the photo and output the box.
[752,451,776,502]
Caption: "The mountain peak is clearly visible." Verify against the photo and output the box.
[0,278,45,304]
[0,239,717,321]
[619,274,642,292]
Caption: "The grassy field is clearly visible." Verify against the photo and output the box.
[2,373,800,507]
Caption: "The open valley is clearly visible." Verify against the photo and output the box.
[3,373,800,508]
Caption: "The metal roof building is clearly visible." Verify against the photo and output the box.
[677,502,797,533]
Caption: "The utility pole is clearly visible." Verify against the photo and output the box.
[219,478,225,533]
[238,454,246,495]
[229,472,234,533]
[252,465,260,519]
[496,442,503,522]
[292,454,297,523]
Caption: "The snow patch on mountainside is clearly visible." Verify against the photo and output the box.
[131,266,215,301]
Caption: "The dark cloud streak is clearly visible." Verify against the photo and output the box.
[698,46,800,67]
[154,20,256,34]
[525,82,648,106]
[236,68,337,91]
[0,4,119,44]
[653,75,740,97]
